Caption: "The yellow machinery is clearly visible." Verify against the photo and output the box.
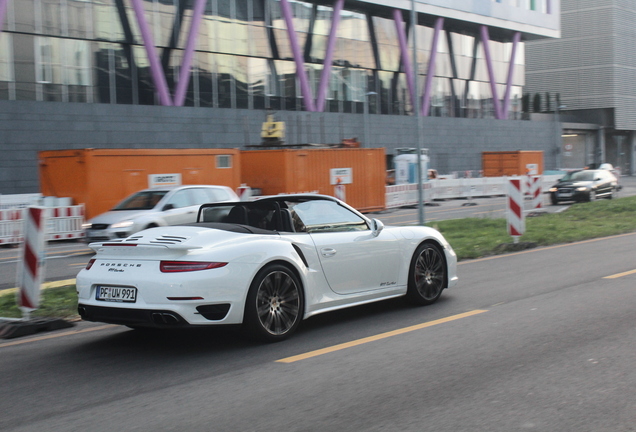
[260,114,285,146]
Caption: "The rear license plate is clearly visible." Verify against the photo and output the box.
[96,286,137,303]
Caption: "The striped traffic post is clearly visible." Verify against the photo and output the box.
[506,178,525,243]
[16,207,48,319]
[529,175,543,210]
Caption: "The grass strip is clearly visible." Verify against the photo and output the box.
[0,285,78,319]
[433,195,636,260]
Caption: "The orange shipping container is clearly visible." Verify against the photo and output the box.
[240,148,386,212]
[39,148,241,219]
[481,151,544,177]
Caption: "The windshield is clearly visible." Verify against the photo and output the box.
[561,171,595,182]
[113,191,168,210]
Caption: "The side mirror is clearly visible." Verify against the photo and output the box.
[162,203,175,211]
[371,218,384,237]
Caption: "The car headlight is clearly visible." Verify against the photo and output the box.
[576,186,589,191]
[82,223,92,230]
[549,187,557,192]
[111,220,134,229]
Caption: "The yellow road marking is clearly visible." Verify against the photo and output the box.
[0,324,115,349]
[603,269,636,279]
[1,279,77,295]
[0,248,91,262]
[276,309,488,364]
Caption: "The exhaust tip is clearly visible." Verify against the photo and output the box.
[151,312,181,325]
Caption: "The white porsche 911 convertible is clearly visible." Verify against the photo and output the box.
[77,194,458,342]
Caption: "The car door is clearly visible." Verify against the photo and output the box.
[600,171,614,195]
[309,229,402,295]
[294,199,401,295]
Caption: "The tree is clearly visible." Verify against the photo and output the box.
[533,93,541,113]
[522,93,530,113]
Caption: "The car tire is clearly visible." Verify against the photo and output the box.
[243,264,304,342]
[405,242,446,306]
[550,195,558,205]
[588,190,596,202]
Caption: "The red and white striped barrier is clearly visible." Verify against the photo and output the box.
[48,205,85,240]
[385,183,432,208]
[237,184,252,201]
[385,175,561,209]
[0,208,24,245]
[506,178,525,242]
[16,207,48,316]
[0,205,85,245]
[527,175,544,210]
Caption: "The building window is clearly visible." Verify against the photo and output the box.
[35,37,54,83]
[65,40,91,86]
[216,155,232,168]
[0,34,15,82]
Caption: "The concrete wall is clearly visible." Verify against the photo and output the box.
[0,101,557,195]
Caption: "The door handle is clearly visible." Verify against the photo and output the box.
[321,248,337,257]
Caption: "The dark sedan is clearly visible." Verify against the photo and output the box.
[549,169,618,204]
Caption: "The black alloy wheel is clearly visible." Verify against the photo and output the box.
[406,242,446,306]
[244,264,303,342]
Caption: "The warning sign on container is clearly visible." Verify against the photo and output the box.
[148,174,182,188]
[330,168,352,185]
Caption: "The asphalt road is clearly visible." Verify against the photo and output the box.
[1,232,635,431]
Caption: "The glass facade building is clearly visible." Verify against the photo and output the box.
[0,0,558,120]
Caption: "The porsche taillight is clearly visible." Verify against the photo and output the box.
[85,259,96,270]
[159,261,227,273]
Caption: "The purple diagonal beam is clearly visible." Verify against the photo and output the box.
[173,0,206,106]
[480,26,502,119]
[500,32,521,119]
[0,0,9,34]
[315,0,344,112]
[421,17,444,117]
[280,0,316,111]
[130,0,173,106]
[393,9,416,110]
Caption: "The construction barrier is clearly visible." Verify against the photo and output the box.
[48,205,85,241]
[386,183,432,208]
[506,178,525,241]
[527,175,544,210]
[0,205,85,245]
[16,207,48,315]
[0,209,24,245]
[0,193,42,210]
[385,175,561,209]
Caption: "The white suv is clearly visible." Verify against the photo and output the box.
[83,185,239,243]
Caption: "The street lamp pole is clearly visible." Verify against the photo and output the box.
[411,0,425,225]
